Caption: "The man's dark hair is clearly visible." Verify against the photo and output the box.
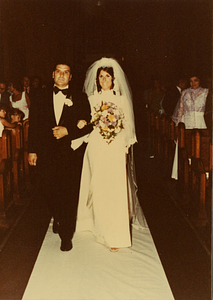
[53,61,72,73]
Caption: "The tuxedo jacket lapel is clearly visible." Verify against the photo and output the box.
[58,104,67,126]
[58,91,73,126]
[47,89,57,127]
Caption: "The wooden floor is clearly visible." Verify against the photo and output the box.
[0,133,211,300]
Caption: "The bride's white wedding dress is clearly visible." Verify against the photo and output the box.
[76,90,147,248]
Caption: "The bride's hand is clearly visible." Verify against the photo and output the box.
[77,120,87,129]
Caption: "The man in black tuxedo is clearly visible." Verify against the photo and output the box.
[162,77,188,117]
[28,62,92,251]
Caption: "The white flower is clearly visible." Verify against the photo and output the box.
[102,110,108,117]
[65,97,73,107]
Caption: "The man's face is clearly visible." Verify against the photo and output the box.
[23,77,30,87]
[0,83,6,95]
[52,64,72,88]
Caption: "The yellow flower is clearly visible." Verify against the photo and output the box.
[101,104,109,111]
[108,114,116,122]
[102,125,108,131]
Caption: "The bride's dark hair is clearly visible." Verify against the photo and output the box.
[96,67,114,92]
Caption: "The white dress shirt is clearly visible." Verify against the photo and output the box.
[53,85,68,125]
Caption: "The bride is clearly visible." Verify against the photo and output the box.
[76,57,147,252]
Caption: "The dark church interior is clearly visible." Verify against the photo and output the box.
[0,0,212,299]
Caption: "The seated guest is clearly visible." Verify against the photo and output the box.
[8,108,25,125]
[9,80,30,120]
[162,76,188,117]
[0,103,16,137]
[0,80,10,107]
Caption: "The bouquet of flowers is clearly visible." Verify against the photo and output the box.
[91,101,124,144]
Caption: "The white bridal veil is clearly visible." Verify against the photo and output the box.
[83,57,137,149]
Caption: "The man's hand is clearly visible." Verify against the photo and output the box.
[52,126,68,139]
[77,120,87,129]
[28,153,38,166]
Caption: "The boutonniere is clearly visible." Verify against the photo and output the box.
[65,95,73,107]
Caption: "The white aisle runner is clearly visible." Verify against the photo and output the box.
[22,219,175,300]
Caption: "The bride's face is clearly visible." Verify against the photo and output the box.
[99,70,113,91]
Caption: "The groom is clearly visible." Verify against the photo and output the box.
[28,62,92,251]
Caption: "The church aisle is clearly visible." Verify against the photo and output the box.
[22,219,175,300]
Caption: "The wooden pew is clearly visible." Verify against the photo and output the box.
[23,119,29,178]
[177,122,193,199]
[159,115,174,164]
[168,120,176,166]
[0,130,13,218]
[191,129,212,225]
[9,125,24,204]
[149,112,174,163]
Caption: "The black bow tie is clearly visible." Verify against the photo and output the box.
[53,86,69,95]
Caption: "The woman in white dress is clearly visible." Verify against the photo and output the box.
[76,58,147,251]
[9,81,30,120]
[171,74,208,179]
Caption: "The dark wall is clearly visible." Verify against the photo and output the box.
[0,0,212,90]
